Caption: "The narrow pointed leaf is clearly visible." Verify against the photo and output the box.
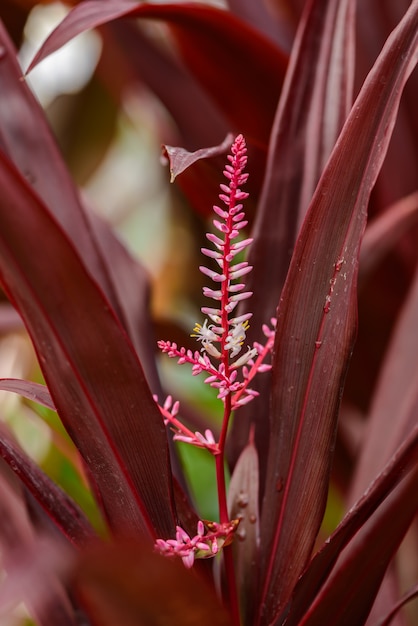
[27,1,287,147]
[74,539,232,626]
[283,420,418,624]
[0,152,176,539]
[229,0,356,491]
[299,468,418,626]
[0,423,95,547]
[0,473,77,626]
[0,378,55,410]
[247,0,356,327]
[0,21,165,385]
[377,584,418,626]
[257,3,418,623]
[359,191,418,287]
[351,250,418,505]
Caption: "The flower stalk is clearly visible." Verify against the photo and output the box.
[155,135,274,624]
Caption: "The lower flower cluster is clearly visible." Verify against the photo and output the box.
[155,520,239,568]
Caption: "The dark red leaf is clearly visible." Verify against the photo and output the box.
[0,378,55,410]
[0,423,95,547]
[0,471,78,626]
[229,0,356,495]
[0,20,163,384]
[74,539,232,626]
[227,433,260,626]
[257,3,418,623]
[350,259,418,506]
[163,133,233,182]
[283,421,418,624]
[27,1,287,148]
[299,469,418,626]
[359,191,418,287]
[106,20,229,151]
[0,151,176,539]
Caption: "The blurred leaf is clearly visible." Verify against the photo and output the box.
[377,584,418,626]
[257,2,418,623]
[106,19,229,151]
[0,151,176,539]
[0,19,161,384]
[359,191,418,287]
[74,539,232,626]
[0,422,96,547]
[0,378,55,410]
[0,465,77,625]
[27,1,287,148]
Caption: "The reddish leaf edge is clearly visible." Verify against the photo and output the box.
[283,421,418,624]
[376,583,418,626]
[0,422,96,547]
[258,3,418,621]
[0,150,175,540]
[0,378,55,411]
[163,132,234,182]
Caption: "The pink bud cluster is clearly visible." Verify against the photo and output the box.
[155,519,239,569]
[154,394,219,454]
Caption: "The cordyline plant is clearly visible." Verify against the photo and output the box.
[0,0,417,624]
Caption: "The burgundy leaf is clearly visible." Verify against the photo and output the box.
[377,583,418,626]
[106,20,229,151]
[350,257,418,505]
[227,431,260,625]
[27,1,287,148]
[359,191,418,287]
[0,378,55,410]
[74,539,232,626]
[0,19,113,299]
[0,20,163,384]
[163,133,234,182]
[85,211,161,393]
[298,469,418,626]
[0,302,23,332]
[225,0,292,50]
[0,466,77,626]
[0,152,176,539]
[257,3,418,623]
[0,423,95,547]
[229,0,356,492]
[282,420,418,624]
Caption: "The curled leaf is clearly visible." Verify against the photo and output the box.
[163,133,234,182]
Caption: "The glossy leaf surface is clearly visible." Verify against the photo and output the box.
[0,152,175,539]
[257,2,418,623]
